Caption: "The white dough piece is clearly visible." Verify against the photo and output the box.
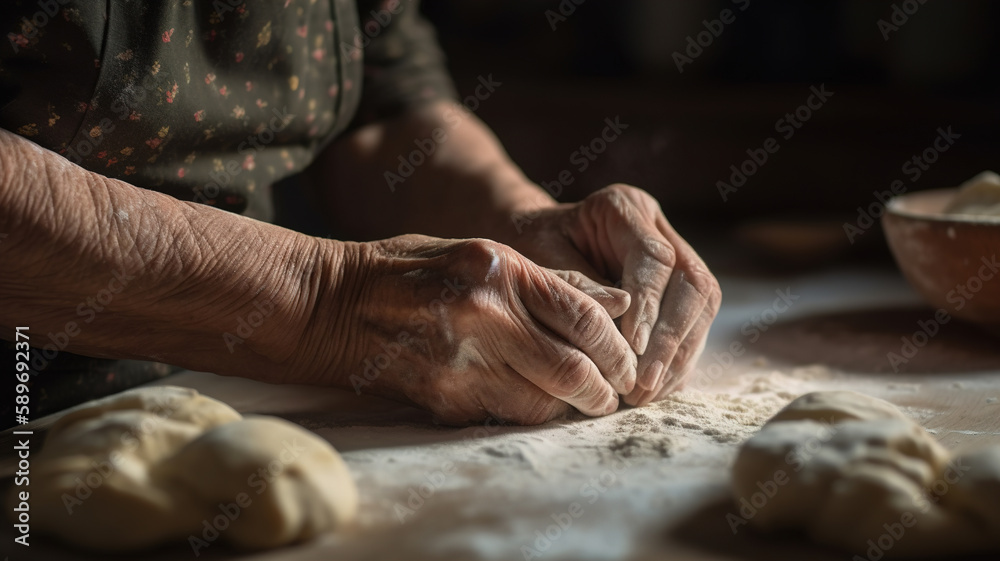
[948,447,1000,529]
[766,390,912,425]
[5,386,357,552]
[943,170,1000,217]
[732,391,1000,558]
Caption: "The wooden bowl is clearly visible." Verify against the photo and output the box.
[883,188,1000,330]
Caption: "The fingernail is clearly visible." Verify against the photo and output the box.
[633,322,651,355]
[638,359,663,391]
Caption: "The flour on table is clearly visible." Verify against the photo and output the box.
[648,367,826,443]
[609,434,689,458]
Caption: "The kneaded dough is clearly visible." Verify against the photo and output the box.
[766,390,912,425]
[948,447,1000,529]
[732,391,1000,557]
[943,170,1000,217]
[5,386,357,552]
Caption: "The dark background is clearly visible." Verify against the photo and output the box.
[420,0,999,269]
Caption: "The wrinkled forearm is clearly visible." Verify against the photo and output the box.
[0,127,346,381]
[309,100,557,244]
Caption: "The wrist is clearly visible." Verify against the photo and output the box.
[221,235,364,385]
[481,179,560,247]
[125,193,358,383]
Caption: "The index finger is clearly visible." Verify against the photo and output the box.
[520,266,638,396]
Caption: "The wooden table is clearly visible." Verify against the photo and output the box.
[3,268,999,560]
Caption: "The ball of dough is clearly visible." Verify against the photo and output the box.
[163,416,358,550]
[732,391,1000,558]
[733,419,950,531]
[943,170,1000,217]
[766,390,911,425]
[6,386,357,552]
[948,447,1000,529]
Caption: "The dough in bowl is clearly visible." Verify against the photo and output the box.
[943,170,1000,217]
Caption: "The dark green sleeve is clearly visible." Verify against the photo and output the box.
[349,0,458,127]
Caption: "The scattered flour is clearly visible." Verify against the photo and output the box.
[654,389,790,444]
[608,434,688,458]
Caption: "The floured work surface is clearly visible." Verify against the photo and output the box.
[3,269,1000,561]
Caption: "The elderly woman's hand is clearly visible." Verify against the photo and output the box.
[299,235,637,425]
[508,184,722,406]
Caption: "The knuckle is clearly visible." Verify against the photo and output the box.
[590,185,632,215]
[450,239,518,308]
[685,266,722,311]
[456,238,511,276]
[571,301,607,348]
[639,237,677,270]
[462,237,504,256]
[596,184,662,215]
[607,351,633,384]
[550,353,592,398]
[604,183,636,197]
[559,269,586,288]
[636,189,663,213]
